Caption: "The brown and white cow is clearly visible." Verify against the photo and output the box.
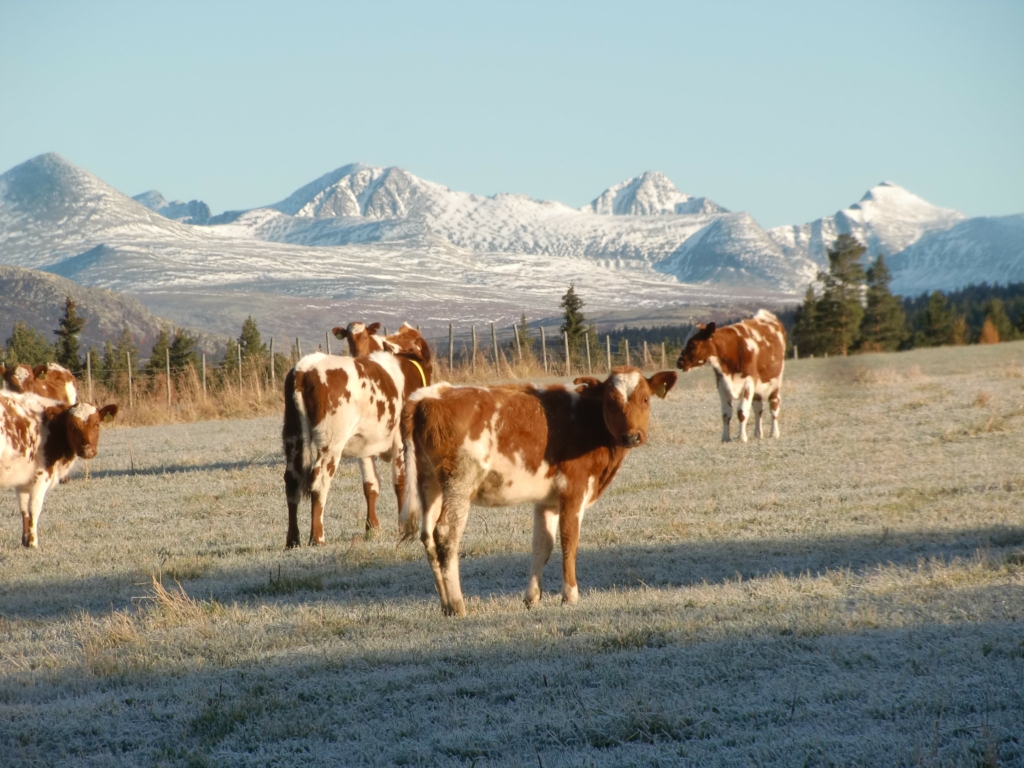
[0,391,117,547]
[676,309,785,442]
[400,366,677,617]
[283,323,433,546]
[0,363,78,405]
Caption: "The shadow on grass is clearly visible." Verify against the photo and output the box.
[77,455,283,480]
[3,523,1023,620]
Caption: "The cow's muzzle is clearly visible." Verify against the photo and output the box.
[623,432,644,448]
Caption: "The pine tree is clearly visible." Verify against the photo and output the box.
[790,285,819,357]
[816,234,866,356]
[238,316,268,365]
[53,296,86,372]
[516,312,535,352]
[104,328,139,390]
[223,337,240,378]
[920,291,954,346]
[858,255,905,352]
[145,328,171,379]
[169,328,200,376]
[5,322,53,366]
[982,298,1017,341]
[560,283,587,355]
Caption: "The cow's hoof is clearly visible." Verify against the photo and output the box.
[443,599,467,618]
[561,585,579,605]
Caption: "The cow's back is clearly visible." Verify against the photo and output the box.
[742,309,786,384]
[0,392,46,487]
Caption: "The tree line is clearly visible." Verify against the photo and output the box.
[784,234,1024,356]
[0,298,290,390]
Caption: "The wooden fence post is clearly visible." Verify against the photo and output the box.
[237,343,243,391]
[166,348,172,406]
[269,338,275,388]
[541,327,548,373]
[793,344,799,360]
[202,353,207,399]
[585,333,592,374]
[448,324,454,372]
[564,331,571,377]
[625,339,630,367]
[295,338,301,359]
[471,325,477,374]
[326,331,331,355]
[86,352,93,403]
[606,335,611,371]
[126,352,133,409]
[491,322,498,371]
[514,323,523,364]
[661,342,666,369]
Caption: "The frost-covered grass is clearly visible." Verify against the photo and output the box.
[1,342,1023,766]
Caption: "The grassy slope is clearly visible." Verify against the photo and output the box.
[1,343,1023,766]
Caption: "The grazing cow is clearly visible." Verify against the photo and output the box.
[0,363,78,405]
[283,323,433,545]
[0,392,117,547]
[400,367,677,617]
[676,309,785,442]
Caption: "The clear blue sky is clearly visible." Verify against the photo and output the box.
[1,0,1021,228]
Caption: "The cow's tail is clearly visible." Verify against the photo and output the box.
[282,367,313,498]
[398,399,422,541]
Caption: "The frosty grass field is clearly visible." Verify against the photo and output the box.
[2,342,1023,766]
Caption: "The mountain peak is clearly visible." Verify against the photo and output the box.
[585,171,727,216]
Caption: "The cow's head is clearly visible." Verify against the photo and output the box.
[386,323,434,386]
[576,366,677,448]
[1,363,36,393]
[676,323,716,372]
[34,363,78,405]
[56,402,118,459]
[333,322,383,357]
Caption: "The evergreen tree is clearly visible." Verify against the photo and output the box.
[53,296,86,372]
[238,316,267,366]
[978,318,1000,344]
[169,328,200,374]
[223,337,240,378]
[145,328,171,379]
[951,315,970,346]
[790,285,819,357]
[4,322,53,366]
[816,234,866,356]
[858,255,905,352]
[559,283,588,354]
[919,291,954,346]
[103,328,140,387]
[516,312,535,352]
[982,298,1017,341]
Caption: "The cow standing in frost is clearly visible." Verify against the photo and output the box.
[0,391,117,547]
[282,322,433,545]
[676,309,786,442]
[400,367,677,617]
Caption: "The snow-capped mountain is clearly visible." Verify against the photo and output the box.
[0,152,1020,343]
[582,171,729,216]
[887,214,1024,294]
[133,190,211,225]
[768,181,965,268]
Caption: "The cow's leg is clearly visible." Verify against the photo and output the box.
[419,478,448,611]
[390,434,406,533]
[436,494,472,617]
[357,457,381,531]
[283,431,305,548]
[558,491,587,605]
[525,503,559,607]
[752,395,765,439]
[736,381,754,444]
[716,376,733,442]
[22,481,47,548]
[17,488,31,548]
[308,450,339,545]
[769,388,782,438]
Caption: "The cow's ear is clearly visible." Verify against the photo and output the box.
[646,371,678,399]
[573,376,600,392]
[99,404,119,421]
[366,322,381,335]
[33,364,48,379]
[43,405,65,422]
[705,322,716,336]
[332,326,348,341]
